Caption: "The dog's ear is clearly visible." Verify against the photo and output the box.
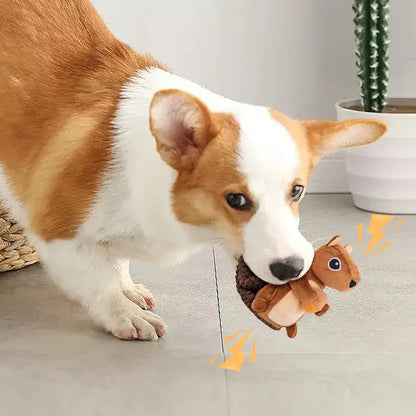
[303,119,387,165]
[150,89,217,170]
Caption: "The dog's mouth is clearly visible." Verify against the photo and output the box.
[349,280,357,288]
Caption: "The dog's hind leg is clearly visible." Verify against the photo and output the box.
[34,238,166,341]
[117,258,156,309]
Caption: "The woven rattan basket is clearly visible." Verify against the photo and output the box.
[0,204,38,272]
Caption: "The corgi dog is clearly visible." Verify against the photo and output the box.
[0,0,387,340]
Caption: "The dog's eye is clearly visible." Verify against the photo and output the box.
[328,257,341,271]
[291,185,304,201]
[226,193,251,211]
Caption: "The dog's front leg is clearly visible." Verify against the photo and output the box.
[117,259,156,309]
[35,239,166,340]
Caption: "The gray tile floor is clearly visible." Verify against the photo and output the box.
[1,195,415,416]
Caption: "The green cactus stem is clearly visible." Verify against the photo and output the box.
[353,0,390,112]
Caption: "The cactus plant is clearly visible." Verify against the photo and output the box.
[353,0,390,112]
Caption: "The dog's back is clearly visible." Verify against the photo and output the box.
[0,0,114,129]
[0,0,164,240]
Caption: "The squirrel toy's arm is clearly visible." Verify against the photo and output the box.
[289,278,320,304]
[290,278,328,314]
[251,285,278,313]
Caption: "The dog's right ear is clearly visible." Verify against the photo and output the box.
[149,89,217,170]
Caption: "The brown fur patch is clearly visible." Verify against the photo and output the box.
[172,113,256,253]
[0,0,167,240]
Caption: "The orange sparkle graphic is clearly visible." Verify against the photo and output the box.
[250,339,256,363]
[364,214,395,255]
[224,329,246,343]
[219,330,252,371]
[210,330,257,371]
[357,223,363,248]
[370,241,391,256]
[358,214,403,257]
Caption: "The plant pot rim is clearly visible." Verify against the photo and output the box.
[336,98,416,117]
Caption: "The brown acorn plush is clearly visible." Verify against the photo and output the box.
[235,236,361,338]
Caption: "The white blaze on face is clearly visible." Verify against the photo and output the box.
[235,106,314,284]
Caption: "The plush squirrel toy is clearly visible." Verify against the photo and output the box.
[235,236,361,338]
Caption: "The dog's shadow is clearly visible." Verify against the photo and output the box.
[0,263,103,338]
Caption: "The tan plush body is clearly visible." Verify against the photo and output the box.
[236,236,361,338]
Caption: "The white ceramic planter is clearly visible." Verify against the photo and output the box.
[336,98,416,214]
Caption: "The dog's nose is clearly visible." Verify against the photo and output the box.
[349,280,357,288]
[269,257,304,281]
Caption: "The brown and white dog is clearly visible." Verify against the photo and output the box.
[0,0,386,340]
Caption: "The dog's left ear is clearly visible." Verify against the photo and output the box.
[304,118,387,165]
[150,89,217,170]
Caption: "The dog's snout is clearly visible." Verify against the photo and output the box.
[269,256,304,281]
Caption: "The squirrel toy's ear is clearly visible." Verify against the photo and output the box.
[327,236,342,247]
[344,245,353,254]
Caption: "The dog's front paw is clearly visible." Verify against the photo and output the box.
[90,292,166,341]
[122,283,156,309]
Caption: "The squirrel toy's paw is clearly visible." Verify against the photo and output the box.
[251,296,268,313]
[300,290,327,313]
[251,284,277,313]
[315,304,330,316]
[300,301,321,314]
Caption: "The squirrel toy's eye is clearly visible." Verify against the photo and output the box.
[328,257,341,271]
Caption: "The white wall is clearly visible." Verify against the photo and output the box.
[91,0,416,193]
